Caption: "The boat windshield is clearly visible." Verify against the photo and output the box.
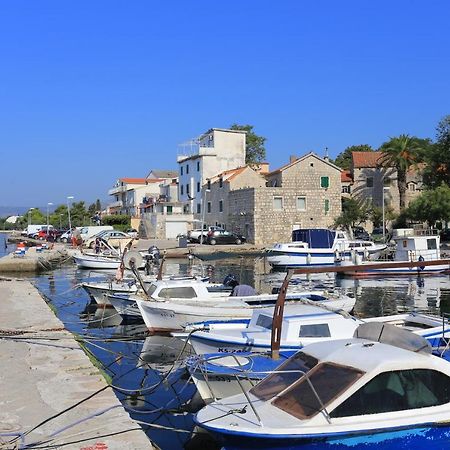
[146,284,158,296]
[250,352,318,401]
[272,362,364,420]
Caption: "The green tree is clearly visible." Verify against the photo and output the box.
[422,116,450,188]
[378,135,425,212]
[70,201,89,227]
[333,197,371,229]
[230,124,266,165]
[333,144,374,170]
[95,199,102,211]
[406,183,450,226]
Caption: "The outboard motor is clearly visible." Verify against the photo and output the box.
[144,246,161,275]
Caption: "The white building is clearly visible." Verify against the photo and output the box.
[177,128,246,214]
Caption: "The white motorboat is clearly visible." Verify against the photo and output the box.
[337,229,450,276]
[182,303,362,355]
[134,280,356,332]
[195,323,450,450]
[81,279,139,305]
[266,228,387,269]
[73,253,122,270]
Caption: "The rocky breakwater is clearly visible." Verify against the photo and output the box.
[0,244,71,273]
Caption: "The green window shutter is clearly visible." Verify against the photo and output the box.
[324,199,330,214]
[321,176,330,188]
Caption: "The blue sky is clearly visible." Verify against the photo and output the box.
[1,1,449,207]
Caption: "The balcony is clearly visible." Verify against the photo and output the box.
[108,185,126,195]
[108,200,123,209]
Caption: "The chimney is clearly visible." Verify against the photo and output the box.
[324,147,329,161]
[289,155,298,163]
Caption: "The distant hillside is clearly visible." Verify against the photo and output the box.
[0,206,30,217]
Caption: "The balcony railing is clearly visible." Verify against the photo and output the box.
[108,185,126,195]
[108,200,123,209]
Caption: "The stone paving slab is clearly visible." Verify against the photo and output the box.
[0,278,154,450]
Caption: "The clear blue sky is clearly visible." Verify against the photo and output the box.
[1,0,449,207]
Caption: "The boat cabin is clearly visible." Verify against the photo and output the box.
[392,229,441,262]
[146,279,230,300]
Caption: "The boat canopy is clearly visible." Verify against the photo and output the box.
[292,229,336,248]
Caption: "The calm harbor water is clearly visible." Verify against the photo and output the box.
[33,258,450,450]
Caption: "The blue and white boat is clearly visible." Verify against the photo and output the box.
[266,228,387,270]
[181,303,361,355]
[185,310,450,402]
[195,322,450,449]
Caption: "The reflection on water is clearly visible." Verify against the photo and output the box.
[0,233,15,257]
[33,258,450,450]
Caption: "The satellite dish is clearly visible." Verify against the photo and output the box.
[123,251,143,270]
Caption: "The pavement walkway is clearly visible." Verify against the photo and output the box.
[0,278,154,450]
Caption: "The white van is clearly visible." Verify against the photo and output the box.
[79,226,113,241]
[22,224,54,237]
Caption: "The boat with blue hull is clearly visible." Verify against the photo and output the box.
[266,228,386,270]
[195,323,450,450]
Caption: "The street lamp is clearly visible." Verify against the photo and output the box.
[47,202,53,240]
[28,208,35,226]
[382,184,390,242]
[199,183,211,245]
[67,196,74,231]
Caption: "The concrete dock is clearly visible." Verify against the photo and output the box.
[0,277,154,449]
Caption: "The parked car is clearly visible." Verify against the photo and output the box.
[205,230,246,245]
[440,229,450,242]
[371,227,389,242]
[352,226,370,241]
[188,226,224,243]
[125,228,139,239]
[36,229,64,241]
[84,230,135,249]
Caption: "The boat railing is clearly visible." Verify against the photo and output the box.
[438,313,450,357]
[195,354,332,426]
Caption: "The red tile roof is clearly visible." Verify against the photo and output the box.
[341,170,352,182]
[352,151,382,168]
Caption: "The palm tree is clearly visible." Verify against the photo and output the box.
[378,134,423,212]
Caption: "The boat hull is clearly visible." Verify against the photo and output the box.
[73,255,121,270]
[202,424,450,449]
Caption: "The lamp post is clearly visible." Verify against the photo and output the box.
[28,208,35,226]
[199,183,211,245]
[59,214,63,229]
[67,196,74,231]
[382,184,389,242]
[47,202,53,240]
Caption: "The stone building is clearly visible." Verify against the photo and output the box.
[228,153,343,244]
[350,151,424,216]
[200,166,267,231]
[177,128,247,214]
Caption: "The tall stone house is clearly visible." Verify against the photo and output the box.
[348,151,424,216]
[226,153,343,245]
[177,128,247,214]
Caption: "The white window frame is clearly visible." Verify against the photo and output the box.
[296,196,307,211]
[273,196,283,211]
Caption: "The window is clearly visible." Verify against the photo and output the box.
[342,185,351,194]
[324,199,330,214]
[366,177,374,188]
[273,196,283,210]
[320,176,330,188]
[256,315,273,329]
[180,166,183,176]
[197,182,200,192]
[166,205,173,215]
[299,324,331,338]
[197,161,200,171]
[250,352,318,401]
[219,178,223,188]
[427,238,437,250]
[207,202,211,213]
[196,203,201,214]
[207,179,211,190]
[408,183,416,191]
[296,197,306,211]
[272,363,365,419]
[330,369,450,418]
[186,184,190,195]
[180,185,184,195]
[158,287,197,298]
[219,200,223,213]
[186,165,189,174]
